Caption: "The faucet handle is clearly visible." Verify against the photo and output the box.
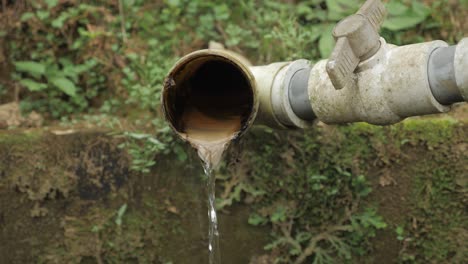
[326,0,387,90]
[357,0,387,31]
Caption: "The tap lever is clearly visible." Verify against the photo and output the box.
[326,0,387,90]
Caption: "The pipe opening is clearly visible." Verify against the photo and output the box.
[163,52,255,142]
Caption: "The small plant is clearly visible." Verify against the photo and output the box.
[115,203,128,226]
[117,122,187,174]
[13,59,97,117]
[383,1,432,32]
[8,1,118,117]
[217,127,387,263]
[121,41,176,111]
[396,225,405,241]
[118,132,167,174]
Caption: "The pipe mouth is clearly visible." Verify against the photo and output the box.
[162,50,257,143]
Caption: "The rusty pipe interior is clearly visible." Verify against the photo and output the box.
[162,50,258,143]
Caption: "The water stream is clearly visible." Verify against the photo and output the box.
[182,108,242,263]
[171,59,253,262]
[202,162,221,264]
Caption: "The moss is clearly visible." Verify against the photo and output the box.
[0,130,42,146]
[400,147,467,263]
[0,115,465,263]
[400,118,460,148]
[217,117,466,263]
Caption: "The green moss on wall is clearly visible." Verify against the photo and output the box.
[0,115,466,263]
[217,116,466,263]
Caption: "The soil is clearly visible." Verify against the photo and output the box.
[363,148,422,263]
[0,131,270,264]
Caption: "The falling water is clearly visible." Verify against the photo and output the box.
[202,162,221,264]
[181,108,242,264]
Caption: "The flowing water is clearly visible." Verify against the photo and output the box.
[182,107,243,264]
[203,163,221,264]
[168,58,253,263]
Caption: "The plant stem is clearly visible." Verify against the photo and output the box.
[118,0,127,45]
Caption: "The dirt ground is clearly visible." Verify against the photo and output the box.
[0,131,272,264]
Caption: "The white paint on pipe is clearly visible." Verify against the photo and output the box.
[308,38,451,125]
[454,38,468,101]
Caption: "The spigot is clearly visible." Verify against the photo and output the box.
[326,0,387,90]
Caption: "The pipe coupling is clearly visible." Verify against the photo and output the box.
[454,38,468,101]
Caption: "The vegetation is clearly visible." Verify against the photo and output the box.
[218,127,388,263]
[215,118,466,263]
[0,0,466,263]
[2,0,465,117]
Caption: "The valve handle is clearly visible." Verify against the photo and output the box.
[357,0,387,31]
[326,0,387,90]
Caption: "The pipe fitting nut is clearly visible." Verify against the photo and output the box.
[271,60,313,129]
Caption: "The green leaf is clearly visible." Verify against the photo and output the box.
[20,12,35,22]
[125,132,150,140]
[385,2,408,16]
[396,226,404,236]
[270,206,287,223]
[328,236,351,259]
[383,16,425,31]
[310,174,327,181]
[313,249,334,264]
[174,144,188,162]
[326,0,360,21]
[383,1,431,31]
[115,204,128,226]
[36,10,50,20]
[214,4,230,21]
[295,232,312,243]
[304,25,323,44]
[45,0,59,8]
[49,77,77,97]
[167,0,180,7]
[14,61,46,75]
[248,213,267,226]
[319,25,335,58]
[396,226,405,241]
[51,15,67,28]
[20,79,47,91]
[412,1,431,18]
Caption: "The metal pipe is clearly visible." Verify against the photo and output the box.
[162,49,315,138]
[161,50,258,142]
